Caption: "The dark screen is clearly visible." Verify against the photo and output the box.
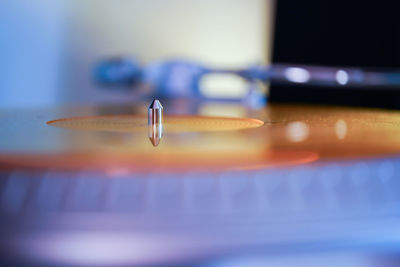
[270,0,400,108]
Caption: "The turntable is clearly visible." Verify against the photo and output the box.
[2,98,400,266]
[3,0,400,264]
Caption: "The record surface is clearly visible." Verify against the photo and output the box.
[1,102,400,171]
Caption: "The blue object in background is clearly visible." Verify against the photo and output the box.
[95,57,143,87]
[95,57,269,109]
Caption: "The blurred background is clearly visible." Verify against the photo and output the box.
[271,0,400,108]
[2,0,400,109]
[0,0,272,108]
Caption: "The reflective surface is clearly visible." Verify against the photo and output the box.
[2,102,400,171]
[2,102,400,266]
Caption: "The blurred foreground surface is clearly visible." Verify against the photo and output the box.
[1,102,400,266]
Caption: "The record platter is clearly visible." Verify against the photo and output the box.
[2,101,400,171]
[2,100,400,266]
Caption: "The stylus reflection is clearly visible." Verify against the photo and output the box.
[148,99,163,147]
